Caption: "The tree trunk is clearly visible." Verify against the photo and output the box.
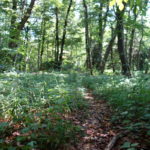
[124,10,130,56]
[102,0,109,35]
[58,0,73,69]
[129,28,135,68]
[25,26,29,71]
[97,2,103,69]
[17,0,36,31]
[55,7,60,68]
[93,0,109,70]
[101,27,117,73]
[116,7,131,77]
[83,0,93,75]
[111,46,115,73]
[37,39,41,70]
[129,5,137,69]
[40,18,46,69]
[138,15,144,71]
[9,0,36,49]
[9,0,18,48]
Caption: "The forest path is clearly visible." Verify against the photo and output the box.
[69,90,119,150]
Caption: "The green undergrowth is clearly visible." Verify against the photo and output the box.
[82,73,150,146]
[1,71,150,149]
[0,72,87,149]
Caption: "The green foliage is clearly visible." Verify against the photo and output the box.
[82,73,150,136]
[121,142,139,150]
[0,72,87,149]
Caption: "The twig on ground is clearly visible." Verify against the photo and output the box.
[104,131,128,150]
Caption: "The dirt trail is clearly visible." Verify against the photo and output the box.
[69,91,119,150]
[64,90,149,150]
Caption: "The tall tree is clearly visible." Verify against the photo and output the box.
[83,0,93,75]
[55,7,60,67]
[58,0,73,69]
[101,26,117,73]
[9,0,18,48]
[97,1,103,70]
[116,6,131,76]
[128,4,137,69]
[91,0,109,71]
[40,18,46,68]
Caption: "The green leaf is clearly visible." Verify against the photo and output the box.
[147,130,150,135]
[127,148,136,150]
[0,139,4,144]
[27,141,37,147]
[8,147,16,150]
[121,142,131,148]
[131,143,139,147]
[21,127,30,133]
[121,111,128,115]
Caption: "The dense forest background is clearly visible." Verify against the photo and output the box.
[0,0,150,75]
[0,0,150,150]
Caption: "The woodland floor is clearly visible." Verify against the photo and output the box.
[66,90,145,150]
[0,73,149,150]
[65,91,117,150]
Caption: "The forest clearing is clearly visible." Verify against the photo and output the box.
[0,0,150,149]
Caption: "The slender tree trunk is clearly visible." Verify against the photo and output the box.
[58,0,73,69]
[9,0,18,48]
[92,0,109,70]
[129,5,137,69]
[37,21,43,70]
[25,26,29,71]
[111,47,115,73]
[40,18,46,69]
[138,15,144,71]
[129,28,135,68]
[46,42,49,62]
[124,10,130,56]
[83,0,93,75]
[101,27,117,73]
[97,2,103,69]
[55,7,59,68]
[99,0,109,72]
[102,0,109,34]
[37,39,41,70]
[116,7,131,77]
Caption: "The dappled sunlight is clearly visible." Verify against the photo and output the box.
[0,0,150,149]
